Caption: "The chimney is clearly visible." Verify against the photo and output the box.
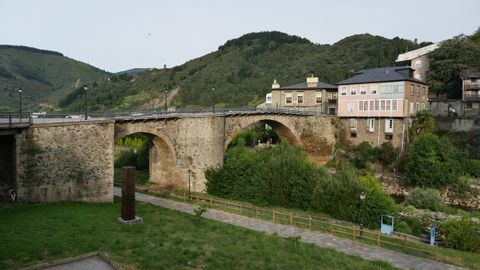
[272,78,280,89]
[306,75,318,88]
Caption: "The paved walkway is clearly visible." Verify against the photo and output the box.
[113,187,463,270]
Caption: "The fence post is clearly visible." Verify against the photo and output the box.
[330,220,333,234]
[352,225,355,241]
[403,236,407,251]
[289,212,293,225]
[308,215,312,230]
[240,204,242,214]
[272,211,275,223]
[210,198,213,206]
[196,195,199,205]
[183,190,186,201]
[434,244,438,260]
[255,207,258,218]
[377,231,380,246]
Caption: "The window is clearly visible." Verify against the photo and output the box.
[359,101,364,111]
[416,86,420,96]
[367,118,375,132]
[392,100,398,110]
[285,92,292,104]
[420,103,426,111]
[297,92,304,104]
[386,100,391,111]
[381,100,386,111]
[364,101,369,111]
[472,78,478,83]
[410,84,414,96]
[349,118,357,135]
[385,118,393,133]
[347,103,354,112]
[351,88,357,95]
[360,85,367,95]
[370,100,374,111]
[409,102,414,114]
[374,100,379,111]
[370,84,377,94]
[315,91,323,103]
[341,86,347,96]
[422,86,426,96]
[416,102,420,112]
[331,93,337,99]
[415,60,422,68]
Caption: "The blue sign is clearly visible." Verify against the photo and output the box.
[381,215,394,235]
[430,227,436,245]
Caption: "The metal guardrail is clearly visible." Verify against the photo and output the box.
[0,108,333,126]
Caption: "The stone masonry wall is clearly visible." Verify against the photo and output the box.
[16,122,114,202]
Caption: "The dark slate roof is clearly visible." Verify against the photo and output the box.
[279,81,337,90]
[336,66,427,85]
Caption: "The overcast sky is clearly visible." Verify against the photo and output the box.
[1,0,479,72]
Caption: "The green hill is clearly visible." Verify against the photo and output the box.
[0,45,109,112]
[59,31,428,112]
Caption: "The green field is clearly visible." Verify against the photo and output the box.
[0,200,398,270]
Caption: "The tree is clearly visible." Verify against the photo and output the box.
[409,110,435,141]
[428,31,480,98]
[405,133,465,188]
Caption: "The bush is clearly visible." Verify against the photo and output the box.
[313,167,396,229]
[405,188,445,211]
[353,141,375,168]
[206,142,318,209]
[114,149,137,168]
[352,175,397,229]
[378,142,397,166]
[464,159,480,178]
[405,133,465,188]
[441,218,480,252]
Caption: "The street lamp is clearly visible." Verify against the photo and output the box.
[359,191,366,237]
[212,87,216,113]
[164,90,168,112]
[83,85,88,120]
[187,169,192,199]
[18,88,23,120]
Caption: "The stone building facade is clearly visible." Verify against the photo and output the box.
[337,66,428,150]
[258,76,338,114]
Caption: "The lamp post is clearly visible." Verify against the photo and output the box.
[187,169,192,199]
[83,85,88,120]
[164,90,168,112]
[360,191,366,237]
[212,87,215,113]
[18,88,23,120]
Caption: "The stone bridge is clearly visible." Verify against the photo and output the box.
[3,112,336,202]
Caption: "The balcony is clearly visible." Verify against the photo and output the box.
[464,82,480,90]
[328,98,337,104]
[464,91,480,101]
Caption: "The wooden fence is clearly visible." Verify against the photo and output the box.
[170,191,451,262]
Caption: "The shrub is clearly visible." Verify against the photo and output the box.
[313,168,396,229]
[352,175,397,229]
[206,142,318,209]
[313,163,362,221]
[406,187,445,211]
[353,141,375,168]
[441,218,480,252]
[114,149,137,168]
[465,159,480,178]
[405,133,464,188]
[378,142,397,166]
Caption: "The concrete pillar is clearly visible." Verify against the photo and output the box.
[121,166,136,221]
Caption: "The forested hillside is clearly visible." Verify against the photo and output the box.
[59,31,428,112]
[0,45,109,111]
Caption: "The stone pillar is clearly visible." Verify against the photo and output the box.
[119,166,142,224]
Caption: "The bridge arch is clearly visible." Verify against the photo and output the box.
[224,117,301,150]
[114,124,182,189]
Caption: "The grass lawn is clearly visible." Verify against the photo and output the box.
[0,199,398,270]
